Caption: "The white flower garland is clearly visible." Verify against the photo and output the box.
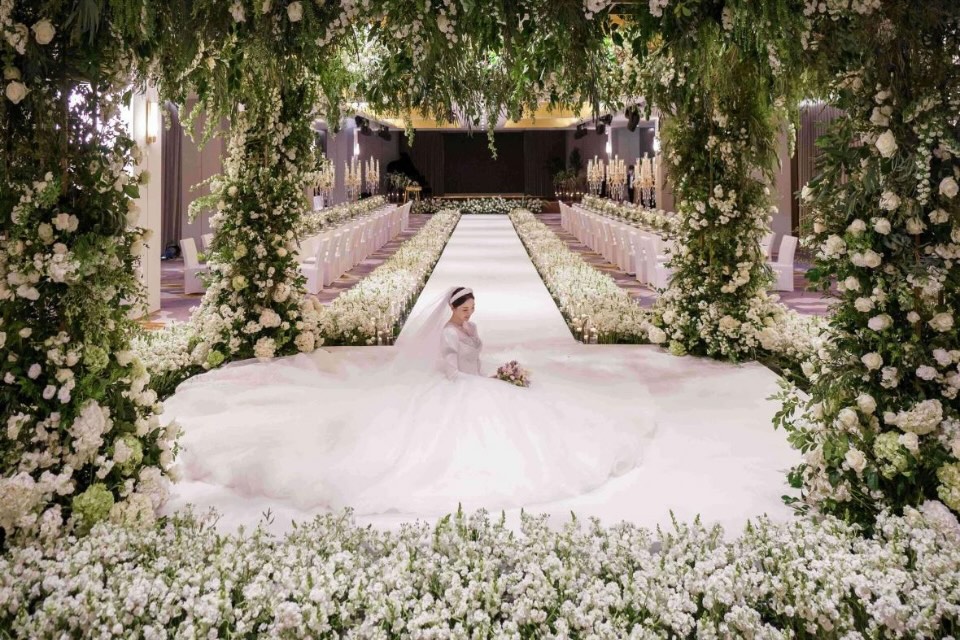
[510,209,652,343]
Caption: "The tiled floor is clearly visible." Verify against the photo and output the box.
[145,215,430,327]
[536,213,836,316]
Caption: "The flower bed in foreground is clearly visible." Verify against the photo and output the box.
[1,505,958,638]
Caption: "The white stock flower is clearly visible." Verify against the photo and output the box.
[31,19,56,45]
[875,130,898,157]
[862,352,883,370]
[254,337,277,360]
[940,177,959,199]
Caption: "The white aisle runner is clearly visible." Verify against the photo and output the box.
[166,214,800,536]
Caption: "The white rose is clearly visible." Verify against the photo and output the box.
[933,349,953,367]
[875,130,898,158]
[873,218,891,234]
[27,364,41,379]
[801,185,813,202]
[907,311,921,324]
[837,408,859,430]
[862,352,883,370]
[37,223,54,244]
[861,249,882,268]
[286,1,303,22]
[844,276,861,291]
[906,218,925,235]
[3,67,20,80]
[5,81,27,105]
[32,19,56,45]
[845,448,867,474]
[929,209,949,224]
[879,191,900,211]
[854,297,874,313]
[940,177,959,199]
[856,393,877,415]
[929,312,954,332]
[822,234,847,256]
[916,365,938,381]
[869,107,889,127]
[847,219,866,235]
[867,314,892,332]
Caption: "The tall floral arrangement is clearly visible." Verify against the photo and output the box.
[0,1,177,545]
[778,0,960,529]
[615,1,807,360]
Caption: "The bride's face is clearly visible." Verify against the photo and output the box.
[451,299,475,323]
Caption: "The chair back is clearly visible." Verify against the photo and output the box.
[180,238,201,269]
[777,235,798,266]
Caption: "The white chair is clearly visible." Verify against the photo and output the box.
[615,226,636,274]
[769,235,798,291]
[179,238,208,294]
[300,235,332,294]
[201,233,214,251]
[759,232,775,260]
[639,236,673,290]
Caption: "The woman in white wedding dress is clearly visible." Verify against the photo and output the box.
[165,286,656,516]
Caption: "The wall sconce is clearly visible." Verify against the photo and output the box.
[145,99,158,144]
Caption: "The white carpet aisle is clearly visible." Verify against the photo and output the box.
[164,216,800,535]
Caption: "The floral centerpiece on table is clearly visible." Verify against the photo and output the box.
[494,360,531,387]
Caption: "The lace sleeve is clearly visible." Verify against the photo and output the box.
[441,326,460,380]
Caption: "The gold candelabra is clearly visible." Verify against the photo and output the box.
[313,154,335,203]
[345,157,362,202]
[636,153,658,208]
[607,155,627,202]
[587,155,606,196]
[364,158,380,195]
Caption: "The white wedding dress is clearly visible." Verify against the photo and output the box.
[165,287,656,516]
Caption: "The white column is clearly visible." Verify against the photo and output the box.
[130,86,163,317]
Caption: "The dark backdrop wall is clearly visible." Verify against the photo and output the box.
[400,130,567,197]
[443,132,524,195]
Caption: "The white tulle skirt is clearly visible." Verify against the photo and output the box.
[163,348,656,516]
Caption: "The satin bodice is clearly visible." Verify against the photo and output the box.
[442,322,483,379]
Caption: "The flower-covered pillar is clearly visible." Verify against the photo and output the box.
[151,1,354,372]
[616,2,806,360]
[782,1,960,528]
[0,2,177,544]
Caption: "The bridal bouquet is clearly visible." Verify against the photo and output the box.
[494,360,531,387]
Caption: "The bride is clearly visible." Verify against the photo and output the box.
[164,286,656,516]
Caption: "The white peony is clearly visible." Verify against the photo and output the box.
[844,276,861,291]
[822,234,847,256]
[856,393,877,415]
[929,208,949,224]
[929,312,954,332]
[868,314,892,331]
[873,218,891,234]
[879,191,900,211]
[940,177,959,199]
[854,297,874,313]
[861,249,882,268]
[5,80,27,104]
[862,352,883,370]
[844,448,867,474]
[875,130,898,157]
[286,1,303,22]
[31,19,56,45]
[647,325,667,344]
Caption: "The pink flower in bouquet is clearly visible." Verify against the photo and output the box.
[494,360,531,387]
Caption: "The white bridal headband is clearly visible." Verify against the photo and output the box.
[450,287,473,304]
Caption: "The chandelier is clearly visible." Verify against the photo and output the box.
[607,155,627,202]
[313,154,335,202]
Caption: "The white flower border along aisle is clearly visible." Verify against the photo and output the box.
[320,210,461,346]
[580,194,676,235]
[2,505,959,637]
[414,197,545,216]
[510,209,653,344]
